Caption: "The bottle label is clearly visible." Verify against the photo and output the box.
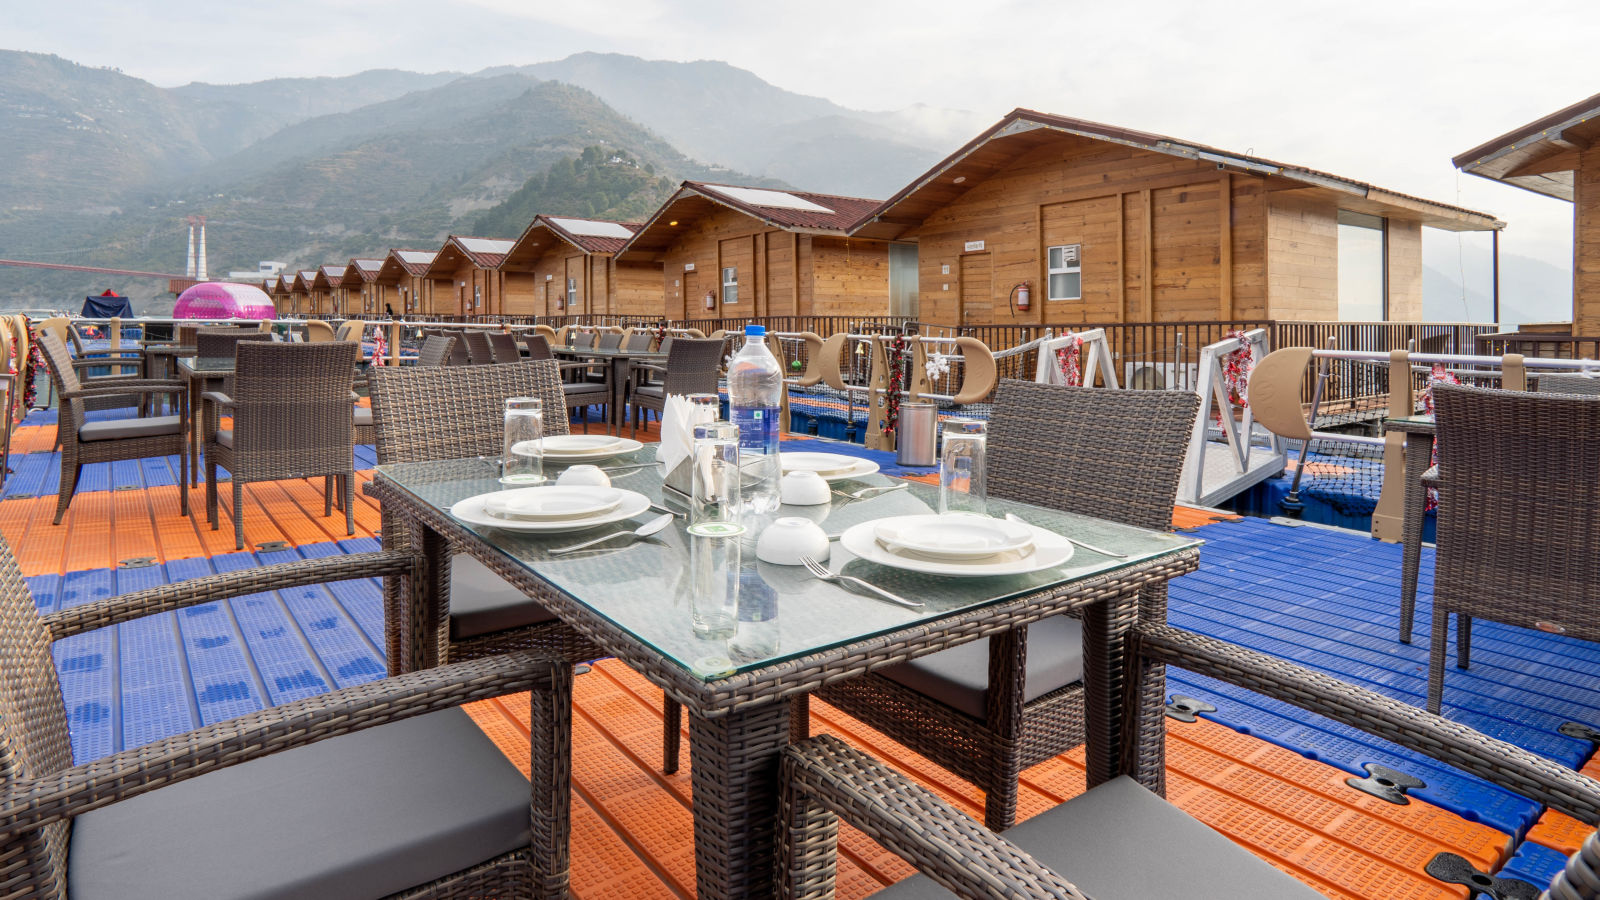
[731,406,781,452]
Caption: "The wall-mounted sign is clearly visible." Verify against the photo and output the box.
[684,262,696,272]
[964,240,986,252]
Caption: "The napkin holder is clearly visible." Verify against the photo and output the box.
[662,457,694,503]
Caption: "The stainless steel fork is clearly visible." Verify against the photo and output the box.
[799,556,923,608]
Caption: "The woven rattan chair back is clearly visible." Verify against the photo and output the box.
[522,333,553,361]
[572,331,596,350]
[488,331,522,364]
[415,336,456,367]
[987,380,1199,532]
[177,325,199,346]
[196,330,272,360]
[1432,385,1600,678]
[460,330,493,365]
[658,335,674,356]
[0,534,74,895]
[623,331,653,351]
[597,331,623,351]
[229,342,359,478]
[368,359,570,465]
[38,333,85,421]
[1535,373,1600,396]
[659,338,723,396]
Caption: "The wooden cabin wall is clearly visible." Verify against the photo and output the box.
[613,260,664,317]
[809,238,889,316]
[502,271,539,316]
[1386,219,1423,321]
[1265,192,1339,320]
[904,138,1269,327]
[434,262,501,317]
[1577,142,1600,337]
[656,206,769,318]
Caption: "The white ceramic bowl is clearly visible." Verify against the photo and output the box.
[755,516,831,566]
[555,464,611,488]
[779,470,832,506]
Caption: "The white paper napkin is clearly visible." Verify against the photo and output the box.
[658,394,696,475]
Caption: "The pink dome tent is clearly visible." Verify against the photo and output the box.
[173,282,276,320]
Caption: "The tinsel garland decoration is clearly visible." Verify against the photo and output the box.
[882,334,907,435]
[1214,330,1252,423]
[1421,363,1460,511]
[1055,334,1083,387]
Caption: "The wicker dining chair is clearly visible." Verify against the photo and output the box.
[523,333,611,430]
[196,329,274,397]
[425,329,471,366]
[628,338,723,439]
[0,533,575,900]
[778,619,1600,900]
[415,334,457,368]
[489,331,523,363]
[460,330,495,365]
[1426,383,1600,714]
[366,359,684,771]
[1535,373,1600,395]
[596,330,623,351]
[622,330,654,351]
[203,342,358,550]
[810,380,1200,831]
[38,334,188,524]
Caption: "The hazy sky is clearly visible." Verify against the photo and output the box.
[10,0,1598,319]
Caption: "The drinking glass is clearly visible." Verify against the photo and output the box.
[938,418,987,515]
[501,397,544,485]
[688,421,743,636]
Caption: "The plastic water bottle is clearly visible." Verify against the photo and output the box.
[727,324,783,515]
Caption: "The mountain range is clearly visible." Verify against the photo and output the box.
[0,50,971,312]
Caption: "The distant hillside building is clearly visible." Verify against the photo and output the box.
[289,269,318,315]
[425,237,515,317]
[615,182,890,319]
[499,216,651,317]
[1455,91,1600,335]
[313,265,351,316]
[374,249,439,316]
[852,109,1501,326]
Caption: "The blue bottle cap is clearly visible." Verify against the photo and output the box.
[745,325,765,337]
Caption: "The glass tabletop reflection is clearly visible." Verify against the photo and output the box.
[376,444,1200,681]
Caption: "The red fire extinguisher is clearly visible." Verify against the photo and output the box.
[704,291,716,311]
[1009,281,1031,316]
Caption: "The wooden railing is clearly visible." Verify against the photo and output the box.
[1474,331,1600,360]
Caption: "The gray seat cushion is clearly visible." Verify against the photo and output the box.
[68,708,529,900]
[875,775,1322,900]
[449,553,557,640]
[880,614,1084,719]
[216,429,233,448]
[78,416,181,442]
[563,382,608,399]
[353,406,372,426]
[632,384,664,400]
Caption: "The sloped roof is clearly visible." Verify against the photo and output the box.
[426,235,516,276]
[618,181,881,258]
[289,270,317,292]
[503,216,641,266]
[853,108,1501,239]
[342,258,385,283]
[375,248,437,282]
[1453,91,1600,201]
[313,265,346,289]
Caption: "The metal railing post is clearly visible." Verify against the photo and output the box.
[1370,348,1413,542]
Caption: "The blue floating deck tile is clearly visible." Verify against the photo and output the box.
[196,552,335,708]
[161,556,266,726]
[59,567,115,613]
[55,623,117,765]
[117,609,196,758]
[1166,669,1541,837]
[266,542,385,689]
[25,573,62,615]
[353,444,377,468]
[1496,841,1566,893]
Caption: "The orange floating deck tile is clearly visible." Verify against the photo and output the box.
[1173,503,1240,529]
[471,659,1510,900]
[1525,750,1600,856]
[9,424,58,455]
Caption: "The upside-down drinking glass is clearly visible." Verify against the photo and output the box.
[501,397,545,485]
[938,417,987,515]
[689,421,743,637]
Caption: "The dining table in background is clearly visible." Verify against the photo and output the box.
[1385,413,1435,644]
[368,445,1202,900]
[552,344,668,434]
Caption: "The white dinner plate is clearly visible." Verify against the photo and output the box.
[839,518,1073,577]
[873,514,1035,560]
[451,488,651,533]
[515,435,644,461]
[483,486,624,521]
[781,454,880,483]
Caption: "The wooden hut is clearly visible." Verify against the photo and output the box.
[1455,91,1600,335]
[340,258,386,316]
[313,265,352,316]
[424,236,515,317]
[615,182,887,319]
[852,108,1502,327]
[499,216,650,317]
[373,249,438,316]
[289,270,318,316]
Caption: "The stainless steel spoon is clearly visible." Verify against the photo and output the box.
[550,513,674,554]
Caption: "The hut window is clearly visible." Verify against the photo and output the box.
[722,267,739,305]
[1047,245,1082,301]
[566,278,577,308]
[1337,210,1387,320]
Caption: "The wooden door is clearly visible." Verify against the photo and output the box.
[959,253,992,325]
[682,270,700,319]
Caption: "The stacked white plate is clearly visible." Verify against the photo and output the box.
[451,485,652,532]
[780,452,879,483]
[838,513,1074,576]
[515,434,645,462]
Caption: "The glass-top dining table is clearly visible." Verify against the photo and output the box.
[367,445,1201,899]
